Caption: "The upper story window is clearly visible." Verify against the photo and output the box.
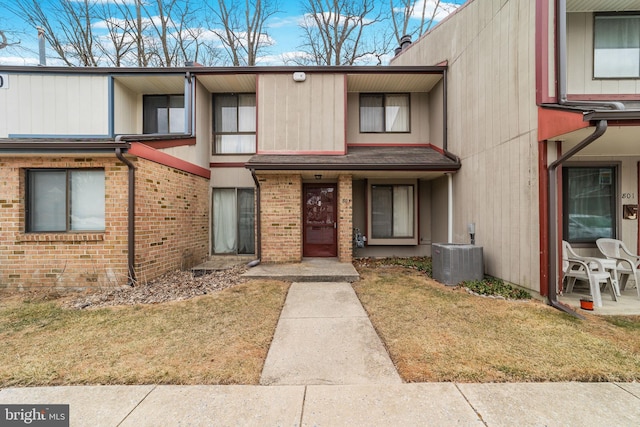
[360,93,410,133]
[562,165,616,243]
[213,94,256,154]
[143,95,185,134]
[27,169,105,232]
[594,14,640,78]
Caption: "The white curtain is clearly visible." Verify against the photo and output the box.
[360,95,384,132]
[70,170,105,231]
[216,135,256,154]
[385,95,410,132]
[393,185,413,237]
[238,94,256,132]
[214,189,237,253]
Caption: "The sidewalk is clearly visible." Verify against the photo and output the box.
[2,382,639,426]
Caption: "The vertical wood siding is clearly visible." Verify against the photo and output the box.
[5,74,109,136]
[258,74,345,153]
[392,0,541,291]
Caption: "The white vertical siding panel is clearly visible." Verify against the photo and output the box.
[7,74,109,136]
[113,80,138,134]
[567,12,587,94]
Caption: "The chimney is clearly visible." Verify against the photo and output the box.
[37,27,46,66]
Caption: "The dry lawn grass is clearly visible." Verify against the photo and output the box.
[0,280,289,387]
[353,266,640,383]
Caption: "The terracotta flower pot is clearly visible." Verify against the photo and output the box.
[580,298,594,311]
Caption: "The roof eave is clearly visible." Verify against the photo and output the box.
[246,163,461,171]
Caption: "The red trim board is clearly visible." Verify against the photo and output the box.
[129,142,211,179]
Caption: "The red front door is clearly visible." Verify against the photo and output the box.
[303,184,338,257]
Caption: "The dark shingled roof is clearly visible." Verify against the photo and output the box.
[246,146,460,171]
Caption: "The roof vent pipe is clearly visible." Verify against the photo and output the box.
[400,34,412,50]
[556,0,623,110]
[37,27,46,66]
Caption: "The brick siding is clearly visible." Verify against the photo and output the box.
[259,174,302,263]
[257,173,353,264]
[0,155,209,290]
[338,175,353,263]
[134,158,209,283]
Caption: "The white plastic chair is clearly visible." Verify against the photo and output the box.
[562,241,617,308]
[596,238,640,299]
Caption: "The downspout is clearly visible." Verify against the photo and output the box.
[115,146,136,285]
[556,0,624,111]
[547,119,608,318]
[185,72,194,136]
[250,169,262,263]
[442,67,456,243]
[447,173,453,243]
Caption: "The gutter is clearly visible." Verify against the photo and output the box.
[546,119,608,319]
[115,145,137,285]
[250,169,262,263]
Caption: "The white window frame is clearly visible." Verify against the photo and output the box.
[366,179,418,245]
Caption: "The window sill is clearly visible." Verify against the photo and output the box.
[18,233,105,243]
[367,237,418,246]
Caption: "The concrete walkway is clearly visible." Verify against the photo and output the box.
[2,382,640,426]
[260,282,401,385]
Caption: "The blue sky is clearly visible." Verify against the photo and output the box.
[0,0,465,66]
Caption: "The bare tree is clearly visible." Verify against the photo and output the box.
[297,0,384,66]
[0,30,9,50]
[208,0,280,66]
[5,0,101,66]
[3,0,218,67]
[390,0,458,46]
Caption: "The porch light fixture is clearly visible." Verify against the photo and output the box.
[293,72,306,82]
[315,174,322,180]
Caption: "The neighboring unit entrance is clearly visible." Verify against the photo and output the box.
[303,184,337,257]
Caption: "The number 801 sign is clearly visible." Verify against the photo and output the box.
[0,74,8,89]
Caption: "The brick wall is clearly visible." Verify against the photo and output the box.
[0,157,129,290]
[259,174,302,263]
[338,175,353,263]
[134,158,209,282]
[0,155,209,290]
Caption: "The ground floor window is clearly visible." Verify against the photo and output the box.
[562,165,616,243]
[26,169,105,232]
[213,188,255,254]
[368,181,417,245]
